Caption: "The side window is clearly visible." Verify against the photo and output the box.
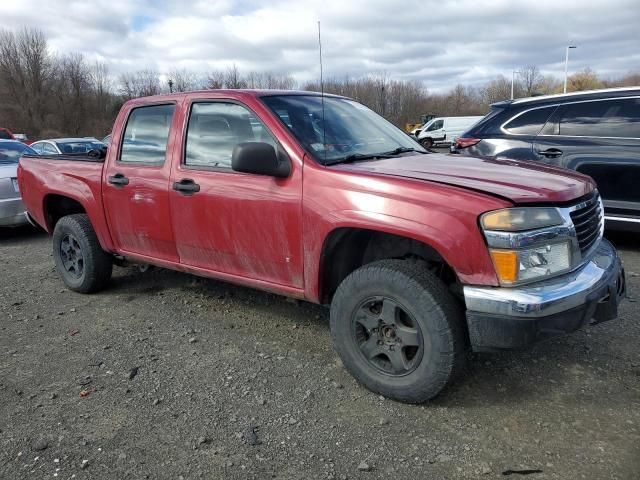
[120,104,175,164]
[503,106,557,135]
[427,120,444,132]
[185,102,277,169]
[31,143,43,154]
[43,143,58,154]
[559,98,640,138]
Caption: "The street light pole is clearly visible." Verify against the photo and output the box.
[564,45,577,93]
[511,70,520,100]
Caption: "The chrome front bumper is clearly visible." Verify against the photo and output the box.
[463,239,625,350]
[0,197,29,227]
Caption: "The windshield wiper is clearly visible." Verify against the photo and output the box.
[382,147,428,155]
[324,152,394,166]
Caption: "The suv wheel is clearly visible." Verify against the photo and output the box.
[330,260,466,403]
[52,214,112,293]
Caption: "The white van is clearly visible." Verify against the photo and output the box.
[416,116,483,148]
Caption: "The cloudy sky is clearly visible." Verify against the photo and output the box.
[1,0,638,91]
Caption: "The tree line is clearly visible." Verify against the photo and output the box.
[0,28,638,139]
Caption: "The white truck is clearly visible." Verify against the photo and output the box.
[416,116,484,148]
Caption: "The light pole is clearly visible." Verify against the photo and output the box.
[511,70,520,100]
[168,79,174,93]
[563,45,577,93]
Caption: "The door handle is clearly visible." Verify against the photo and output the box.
[173,179,200,195]
[108,173,129,187]
[536,148,563,158]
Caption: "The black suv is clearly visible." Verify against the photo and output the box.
[452,87,640,231]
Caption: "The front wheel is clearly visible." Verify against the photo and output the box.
[420,137,434,149]
[330,260,466,403]
[52,214,112,293]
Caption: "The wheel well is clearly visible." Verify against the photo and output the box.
[319,228,459,304]
[44,195,86,231]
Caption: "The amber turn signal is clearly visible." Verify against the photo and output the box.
[489,249,518,284]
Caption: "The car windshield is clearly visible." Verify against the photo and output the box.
[56,140,105,154]
[0,142,35,164]
[261,95,426,165]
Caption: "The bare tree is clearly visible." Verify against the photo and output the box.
[119,69,161,99]
[53,53,92,135]
[535,74,561,95]
[518,65,542,96]
[0,28,55,136]
[167,68,201,92]
[480,75,512,105]
[566,68,604,92]
[206,70,225,89]
[244,71,296,89]
[224,64,246,89]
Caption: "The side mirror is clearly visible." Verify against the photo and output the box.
[232,142,291,178]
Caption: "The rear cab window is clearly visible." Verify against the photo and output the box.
[119,104,175,164]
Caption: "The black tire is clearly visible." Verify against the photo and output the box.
[330,259,466,403]
[420,137,434,149]
[52,214,112,293]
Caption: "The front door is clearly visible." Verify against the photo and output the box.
[169,100,303,288]
[103,103,179,263]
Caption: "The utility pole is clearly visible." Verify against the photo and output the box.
[564,45,577,93]
[168,79,174,93]
[511,70,520,100]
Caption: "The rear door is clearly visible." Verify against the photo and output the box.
[102,102,180,262]
[168,99,304,288]
[534,97,640,219]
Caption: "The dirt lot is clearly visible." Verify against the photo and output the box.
[1,227,639,479]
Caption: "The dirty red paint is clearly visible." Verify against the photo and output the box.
[18,90,595,304]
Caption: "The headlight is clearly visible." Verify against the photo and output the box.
[481,207,563,232]
[489,241,572,285]
[481,207,574,286]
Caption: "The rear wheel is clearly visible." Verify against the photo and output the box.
[420,137,434,149]
[52,214,112,293]
[330,260,466,403]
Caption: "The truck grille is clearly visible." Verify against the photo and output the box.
[570,193,603,254]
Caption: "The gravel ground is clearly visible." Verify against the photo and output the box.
[1,226,639,479]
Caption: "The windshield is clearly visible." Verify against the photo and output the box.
[261,95,425,165]
[0,141,35,164]
[56,140,105,154]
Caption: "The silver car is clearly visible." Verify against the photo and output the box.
[0,140,35,227]
[30,138,106,155]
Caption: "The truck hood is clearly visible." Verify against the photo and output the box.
[331,153,595,204]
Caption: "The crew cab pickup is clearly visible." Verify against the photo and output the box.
[18,90,625,403]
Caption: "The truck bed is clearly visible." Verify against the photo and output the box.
[18,155,111,248]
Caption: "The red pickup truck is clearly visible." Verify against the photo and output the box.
[18,90,625,402]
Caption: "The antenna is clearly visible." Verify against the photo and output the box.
[318,20,327,162]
